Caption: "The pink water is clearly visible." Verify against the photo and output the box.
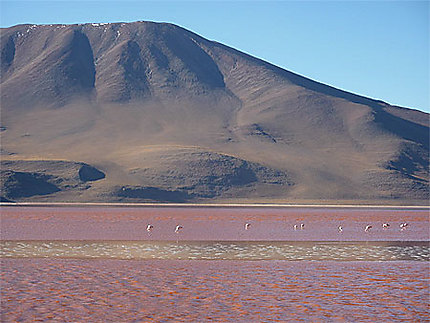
[1,206,429,322]
[1,206,429,241]
[1,259,429,322]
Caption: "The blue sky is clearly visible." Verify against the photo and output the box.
[1,1,428,112]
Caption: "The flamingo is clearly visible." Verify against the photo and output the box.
[400,223,408,231]
[338,225,343,233]
[174,225,183,243]
[382,223,390,229]
[245,223,251,230]
[365,225,372,232]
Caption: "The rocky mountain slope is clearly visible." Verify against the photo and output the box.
[1,21,428,203]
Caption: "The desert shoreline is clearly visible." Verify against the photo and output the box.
[1,202,428,209]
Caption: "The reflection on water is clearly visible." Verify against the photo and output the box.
[2,241,428,261]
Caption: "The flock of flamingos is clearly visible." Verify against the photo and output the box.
[144,222,410,235]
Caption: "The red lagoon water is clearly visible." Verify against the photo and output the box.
[1,259,429,322]
[1,206,429,241]
[1,206,428,322]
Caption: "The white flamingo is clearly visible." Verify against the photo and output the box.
[400,223,408,231]
[146,224,153,232]
[174,225,183,243]
[300,223,305,230]
[338,225,343,233]
[382,223,390,229]
[365,225,372,232]
[245,223,251,230]
[293,224,298,231]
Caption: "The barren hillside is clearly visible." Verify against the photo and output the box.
[1,21,428,203]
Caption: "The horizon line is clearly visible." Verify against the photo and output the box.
[1,202,428,209]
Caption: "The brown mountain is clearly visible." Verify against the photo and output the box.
[1,21,428,204]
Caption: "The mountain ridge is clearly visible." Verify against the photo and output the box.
[1,21,428,203]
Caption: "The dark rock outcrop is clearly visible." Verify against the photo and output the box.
[79,165,105,182]
[1,170,60,199]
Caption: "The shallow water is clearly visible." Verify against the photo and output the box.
[1,206,429,241]
[2,240,429,261]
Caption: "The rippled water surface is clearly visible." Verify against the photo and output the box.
[1,259,429,322]
[2,240,429,261]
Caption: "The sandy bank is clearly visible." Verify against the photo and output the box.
[1,202,428,209]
